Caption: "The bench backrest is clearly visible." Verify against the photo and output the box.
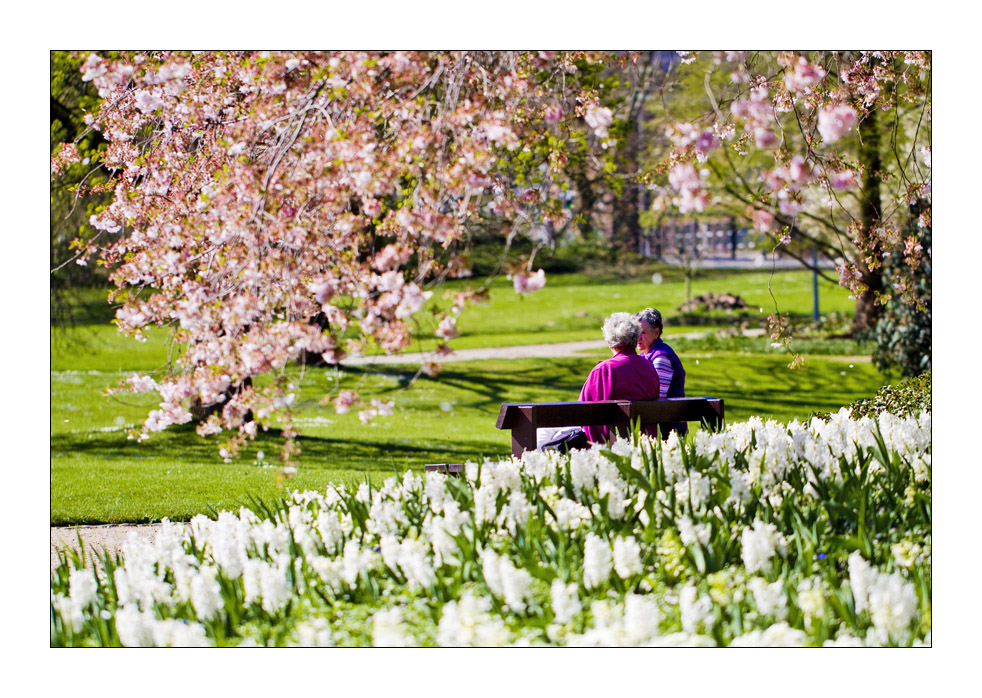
[495,397,724,457]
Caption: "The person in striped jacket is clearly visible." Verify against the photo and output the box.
[635,307,688,437]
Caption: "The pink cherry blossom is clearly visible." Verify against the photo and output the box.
[50,143,81,175]
[435,316,459,340]
[544,105,564,123]
[667,123,718,156]
[784,57,826,94]
[656,50,929,335]
[920,147,931,168]
[134,89,165,114]
[395,284,433,319]
[752,210,775,232]
[831,170,856,190]
[730,87,773,126]
[668,163,710,213]
[836,262,868,295]
[778,199,804,216]
[80,53,106,82]
[513,268,546,295]
[754,127,778,149]
[52,55,593,454]
[371,399,395,416]
[334,390,359,415]
[817,104,858,143]
[585,104,613,139]
[788,155,813,184]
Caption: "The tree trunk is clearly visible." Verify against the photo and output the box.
[571,168,597,239]
[191,377,254,423]
[853,270,885,330]
[612,119,642,254]
[852,107,885,334]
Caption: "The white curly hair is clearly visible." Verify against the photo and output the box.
[601,312,641,352]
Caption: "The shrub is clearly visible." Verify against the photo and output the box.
[870,201,931,377]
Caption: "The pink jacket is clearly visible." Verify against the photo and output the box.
[578,350,661,443]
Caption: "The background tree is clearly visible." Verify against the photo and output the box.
[50,51,112,326]
[654,51,931,341]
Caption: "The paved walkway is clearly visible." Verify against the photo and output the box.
[661,252,839,270]
[340,329,768,366]
[51,524,166,574]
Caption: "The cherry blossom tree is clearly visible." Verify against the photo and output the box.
[653,51,931,340]
[52,50,618,459]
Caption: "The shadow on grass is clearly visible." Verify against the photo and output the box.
[342,359,591,409]
[420,361,588,406]
[51,423,509,472]
[689,359,887,423]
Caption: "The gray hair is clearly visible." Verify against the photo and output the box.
[602,312,641,352]
[635,307,663,332]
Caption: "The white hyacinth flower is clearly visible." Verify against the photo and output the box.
[437,591,511,647]
[868,571,918,645]
[679,583,715,634]
[372,607,417,647]
[69,569,98,609]
[740,519,788,573]
[748,577,788,620]
[613,535,644,579]
[190,565,223,621]
[583,533,613,590]
[550,580,582,624]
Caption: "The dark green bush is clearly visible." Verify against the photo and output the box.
[870,200,931,378]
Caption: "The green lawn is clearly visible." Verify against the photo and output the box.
[402,267,857,352]
[51,270,891,525]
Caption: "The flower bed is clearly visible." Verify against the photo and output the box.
[51,409,931,647]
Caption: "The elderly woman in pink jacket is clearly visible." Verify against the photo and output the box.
[578,312,662,443]
[540,312,661,450]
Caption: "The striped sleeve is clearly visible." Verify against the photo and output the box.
[651,355,674,400]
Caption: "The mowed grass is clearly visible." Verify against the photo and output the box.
[51,270,889,524]
[406,267,857,352]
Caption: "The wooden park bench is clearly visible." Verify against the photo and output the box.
[424,396,724,474]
